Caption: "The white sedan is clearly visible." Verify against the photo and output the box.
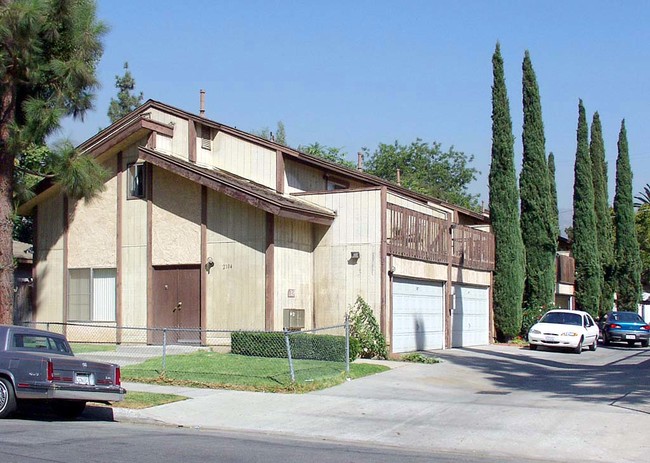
[528,309,599,354]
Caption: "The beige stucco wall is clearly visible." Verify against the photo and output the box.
[391,256,491,286]
[308,190,383,327]
[151,167,201,265]
[205,191,266,330]
[274,217,313,329]
[35,194,65,322]
[120,144,149,338]
[200,131,276,190]
[67,161,117,269]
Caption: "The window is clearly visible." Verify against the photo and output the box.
[68,268,116,322]
[12,333,72,355]
[127,163,145,199]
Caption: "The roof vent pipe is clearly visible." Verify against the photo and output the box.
[357,152,364,171]
[200,89,206,117]
[396,168,401,186]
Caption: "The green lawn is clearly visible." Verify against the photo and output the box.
[70,343,117,353]
[122,351,389,393]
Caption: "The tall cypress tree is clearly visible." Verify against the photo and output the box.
[613,120,642,311]
[488,43,525,340]
[572,101,600,317]
[590,112,615,316]
[548,152,560,247]
[520,51,556,309]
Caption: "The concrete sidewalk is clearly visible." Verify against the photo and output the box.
[112,346,650,463]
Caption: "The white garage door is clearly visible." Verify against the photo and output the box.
[392,278,444,352]
[452,285,489,347]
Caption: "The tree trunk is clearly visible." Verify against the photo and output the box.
[0,90,16,325]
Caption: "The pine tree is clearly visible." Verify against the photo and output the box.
[548,152,560,246]
[488,43,525,340]
[613,120,642,311]
[108,62,144,123]
[590,112,615,316]
[0,0,107,324]
[519,51,556,310]
[572,101,601,317]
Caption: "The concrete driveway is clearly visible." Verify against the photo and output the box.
[119,344,650,463]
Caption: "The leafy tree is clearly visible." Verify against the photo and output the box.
[348,296,387,359]
[107,62,143,123]
[0,0,107,324]
[635,204,650,287]
[488,43,525,341]
[634,184,650,207]
[590,112,615,316]
[613,120,642,311]
[548,152,560,242]
[252,121,287,146]
[298,142,355,169]
[365,139,480,209]
[519,51,556,309]
[572,101,600,317]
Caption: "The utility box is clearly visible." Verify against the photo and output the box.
[283,309,305,330]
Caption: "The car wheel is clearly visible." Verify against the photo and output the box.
[589,338,597,351]
[603,333,611,346]
[529,344,538,350]
[641,340,649,348]
[627,341,636,347]
[0,377,17,419]
[573,338,583,354]
[51,400,86,419]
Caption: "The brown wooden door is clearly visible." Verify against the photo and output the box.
[152,267,200,344]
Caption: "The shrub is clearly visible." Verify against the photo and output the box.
[520,304,556,337]
[349,296,388,360]
[231,331,354,362]
[400,352,440,364]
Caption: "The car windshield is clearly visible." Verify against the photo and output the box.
[540,312,582,326]
[610,312,644,323]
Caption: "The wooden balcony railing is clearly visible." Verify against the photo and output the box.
[557,254,575,284]
[387,204,495,271]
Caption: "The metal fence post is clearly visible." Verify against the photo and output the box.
[345,313,350,379]
[162,328,167,373]
[284,330,295,383]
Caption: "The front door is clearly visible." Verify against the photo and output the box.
[151,267,200,344]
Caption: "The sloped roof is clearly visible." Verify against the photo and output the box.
[139,147,336,225]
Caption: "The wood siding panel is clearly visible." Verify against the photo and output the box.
[148,108,188,159]
[308,191,382,327]
[205,132,276,190]
[35,195,65,322]
[205,191,266,330]
[151,168,202,265]
[274,217,313,330]
[67,162,117,268]
[387,192,451,219]
[285,159,326,193]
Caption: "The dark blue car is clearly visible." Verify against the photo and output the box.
[599,312,650,347]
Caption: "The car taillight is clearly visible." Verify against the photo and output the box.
[609,324,622,329]
[47,361,54,381]
[115,367,121,386]
[641,325,650,331]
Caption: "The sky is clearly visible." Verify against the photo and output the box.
[59,1,650,232]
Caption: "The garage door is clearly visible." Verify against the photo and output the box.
[452,285,489,347]
[392,278,444,352]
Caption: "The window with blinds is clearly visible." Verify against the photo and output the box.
[68,268,116,322]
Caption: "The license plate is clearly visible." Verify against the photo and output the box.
[75,373,95,386]
[625,334,636,340]
[544,336,556,342]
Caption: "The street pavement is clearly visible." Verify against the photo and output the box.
[110,344,650,463]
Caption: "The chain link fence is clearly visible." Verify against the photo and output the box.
[23,320,350,388]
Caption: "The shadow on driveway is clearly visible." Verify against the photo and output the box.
[432,344,650,412]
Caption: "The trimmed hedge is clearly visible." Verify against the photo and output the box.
[231,331,358,362]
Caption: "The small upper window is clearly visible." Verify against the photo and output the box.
[127,163,145,199]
